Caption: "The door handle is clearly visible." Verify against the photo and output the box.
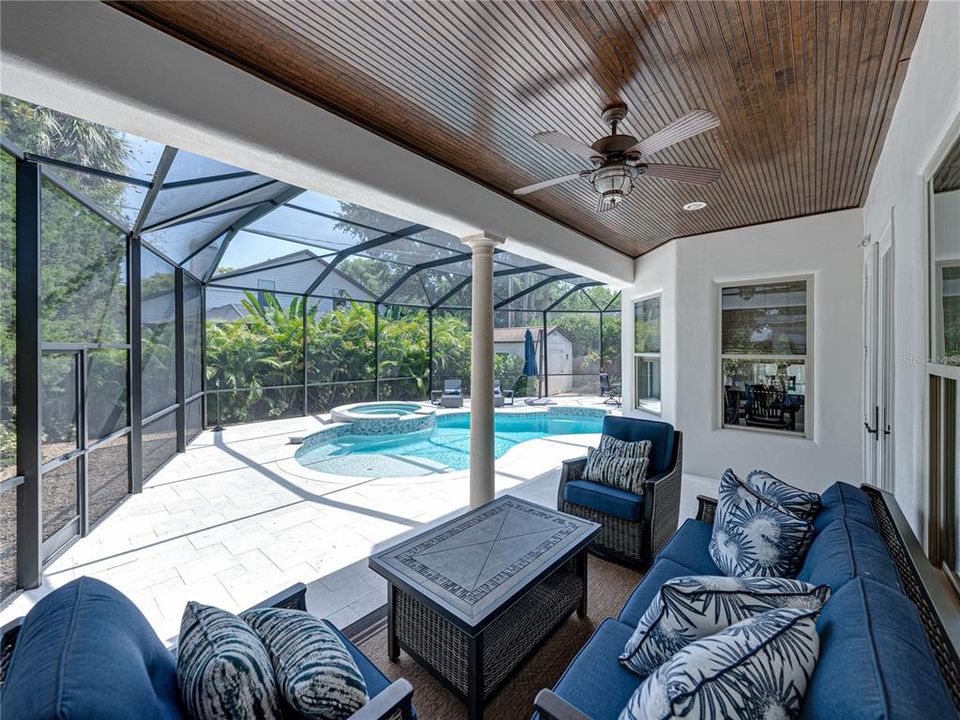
[864,422,878,435]
[864,406,879,437]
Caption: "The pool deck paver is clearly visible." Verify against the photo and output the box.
[0,398,713,644]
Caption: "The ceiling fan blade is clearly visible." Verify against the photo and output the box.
[643,163,721,185]
[514,171,589,196]
[628,110,720,157]
[533,131,600,160]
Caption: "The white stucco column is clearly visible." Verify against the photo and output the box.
[463,232,505,508]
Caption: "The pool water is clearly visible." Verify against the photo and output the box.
[348,403,422,416]
[296,412,603,477]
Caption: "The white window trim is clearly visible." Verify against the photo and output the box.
[633,293,662,415]
[716,275,814,439]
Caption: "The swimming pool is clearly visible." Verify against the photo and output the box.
[295,411,604,477]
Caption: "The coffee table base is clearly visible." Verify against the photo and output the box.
[388,557,587,720]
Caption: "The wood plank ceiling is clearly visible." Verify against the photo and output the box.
[110,1,927,258]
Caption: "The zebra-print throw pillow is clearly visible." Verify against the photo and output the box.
[177,602,282,720]
[621,608,820,720]
[620,575,830,677]
[599,435,652,460]
[241,608,368,720]
[584,447,649,494]
[745,469,822,521]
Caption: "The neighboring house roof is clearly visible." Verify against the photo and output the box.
[213,249,376,299]
[206,303,247,323]
[492,325,572,343]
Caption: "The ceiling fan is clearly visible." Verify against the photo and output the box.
[514,104,721,212]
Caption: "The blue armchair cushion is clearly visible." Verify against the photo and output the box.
[745,470,821,521]
[620,576,830,677]
[564,479,645,521]
[796,517,901,592]
[584,447,649,494]
[709,470,814,578]
[536,618,641,720]
[623,608,820,719]
[655,519,722,576]
[813,481,878,533]
[599,435,652,460]
[801,577,954,720]
[601,416,675,476]
[177,602,281,720]
[323,622,417,719]
[241,607,367,720]
[0,576,185,720]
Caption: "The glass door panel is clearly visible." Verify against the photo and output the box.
[40,352,80,464]
[41,458,80,560]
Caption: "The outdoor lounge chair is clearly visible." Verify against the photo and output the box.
[493,379,514,407]
[0,580,416,720]
[440,378,464,408]
[599,372,621,406]
[557,416,682,567]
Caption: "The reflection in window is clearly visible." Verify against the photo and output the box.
[720,280,809,436]
[634,296,661,412]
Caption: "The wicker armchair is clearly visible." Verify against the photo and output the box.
[557,416,682,568]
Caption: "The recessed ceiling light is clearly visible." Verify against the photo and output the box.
[683,201,707,211]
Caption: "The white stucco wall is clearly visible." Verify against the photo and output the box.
[862,0,960,535]
[624,210,863,493]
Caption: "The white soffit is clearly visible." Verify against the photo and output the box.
[0,1,632,287]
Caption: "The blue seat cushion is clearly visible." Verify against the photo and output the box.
[324,620,418,719]
[1,577,185,720]
[796,518,901,592]
[535,618,642,720]
[618,558,701,628]
[801,577,955,719]
[601,416,676,476]
[813,481,878,533]
[655,518,722,576]
[564,479,645,521]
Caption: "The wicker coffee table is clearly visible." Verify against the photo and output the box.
[369,495,600,720]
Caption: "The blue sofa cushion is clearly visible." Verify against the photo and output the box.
[709,470,814,578]
[537,618,641,720]
[813,481,878,532]
[564,479,644,521]
[655,519,722,576]
[624,608,820,720]
[1,577,185,720]
[619,559,701,628]
[797,518,901,592]
[801,578,955,720]
[601,416,675,477]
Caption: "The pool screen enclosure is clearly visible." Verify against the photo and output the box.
[0,97,620,606]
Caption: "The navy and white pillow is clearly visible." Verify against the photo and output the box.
[709,469,815,578]
[242,608,367,720]
[178,602,282,720]
[621,608,820,720]
[584,447,649,494]
[599,435,652,460]
[746,470,821,521]
[620,575,830,677]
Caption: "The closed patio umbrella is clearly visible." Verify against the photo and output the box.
[523,328,539,397]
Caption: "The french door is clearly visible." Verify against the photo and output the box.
[863,218,895,491]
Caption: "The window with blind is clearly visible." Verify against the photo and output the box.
[634,295,661,413]
[720,278,811,437]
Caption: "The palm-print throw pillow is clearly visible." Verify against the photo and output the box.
[620,608,820,720]
[620,575,830,677]
[599,435,652,460]
[178,602,282,720]
[242,608,368,720]
[746,469,822,521]
[709,469,815,578]
[584,447,649,494]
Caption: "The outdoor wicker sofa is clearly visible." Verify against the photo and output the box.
[557,416,682,567]
[534,482,960,720]
[0,581,415,720]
